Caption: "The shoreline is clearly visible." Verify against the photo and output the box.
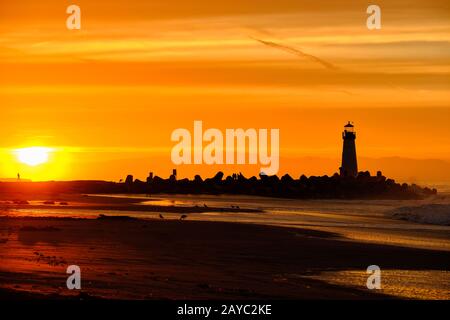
[1,215,449,300]
[0,173,438,200]
[1,193,449,300]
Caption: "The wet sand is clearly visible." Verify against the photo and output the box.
[0,215,449,299]
[0,193,262,214]
[0,194,449,300]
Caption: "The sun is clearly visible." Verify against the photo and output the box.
[15,147,53,166]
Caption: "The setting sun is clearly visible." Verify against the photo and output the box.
[15,147,53,167]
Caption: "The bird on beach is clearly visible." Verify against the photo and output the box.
[180,215,187,220]
[159,214,165,219]
[203,204,208,208]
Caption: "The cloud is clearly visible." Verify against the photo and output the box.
[250,37,338,70]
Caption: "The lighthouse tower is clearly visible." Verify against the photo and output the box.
[340,122,358,177]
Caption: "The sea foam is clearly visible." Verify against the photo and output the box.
[390,204,450,226]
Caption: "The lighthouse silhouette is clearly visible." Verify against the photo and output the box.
[339,121,358,177]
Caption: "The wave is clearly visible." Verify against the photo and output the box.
[390,204,450,226]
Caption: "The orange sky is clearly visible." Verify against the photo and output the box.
[0,0,449,182]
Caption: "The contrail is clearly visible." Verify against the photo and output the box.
[250,37,338,70]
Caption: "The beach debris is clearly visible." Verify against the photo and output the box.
[32,251,67,266]
[59,202,69,205]
[74,292,96,301]
[20,226,60,232]
[97,214,138,221]
[197,283,212,290]
[43,201,55,205]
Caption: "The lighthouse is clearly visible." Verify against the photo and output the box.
[340,122,358,177]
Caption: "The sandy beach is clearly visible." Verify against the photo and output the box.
[0,193,449,300]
